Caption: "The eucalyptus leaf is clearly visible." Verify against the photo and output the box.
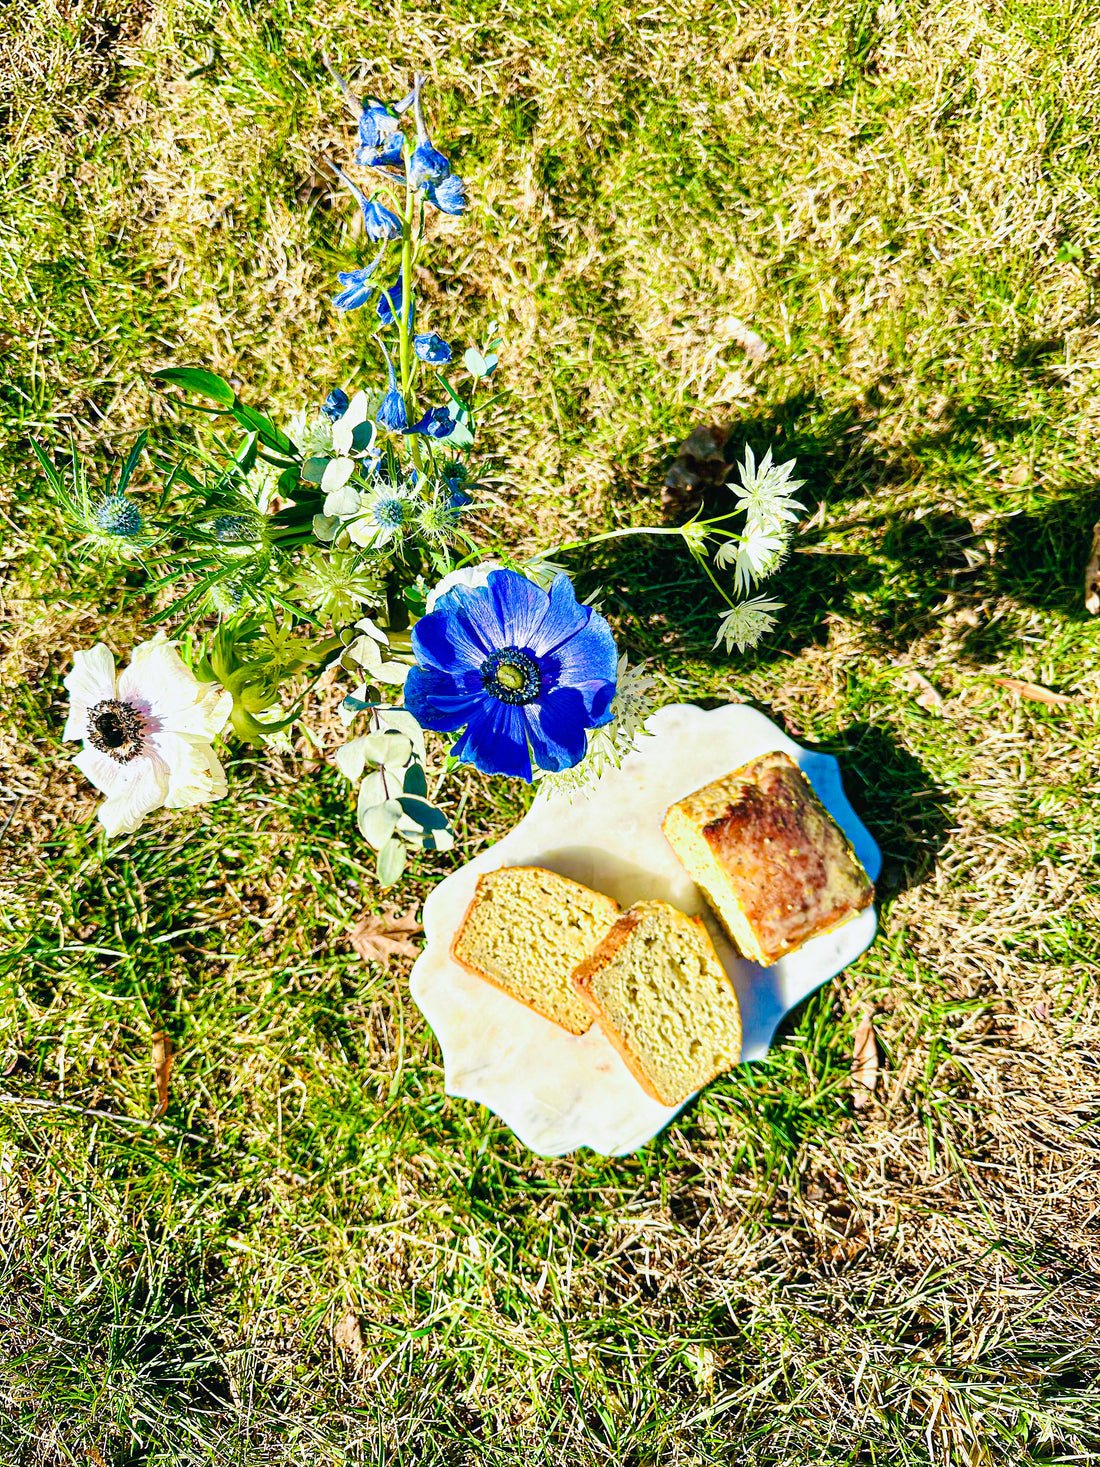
[359,798,403,851]
[403,763,428,798]
[398,795,449,831]
[424,827,455,853]
[464,347,488,379]
[376,708,426,763]
[335,736,371,783]
[302,456,330,485]
[358,769,399,810]
[375,659,410,686]
[358,732,413,770]
[376,837,407,888]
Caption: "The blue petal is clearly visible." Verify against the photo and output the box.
[321,388,349,420]
[409,405,455,439]
[486,568,552,652]
[376,388,408,431]
[404,665,485,731]
[409,141,450,189]
[523,687,590,772]
[425,175,466,216]
[414,332,452,364]
[450,700,532,780]
[411,602,492,674]
[361,198,402,241]
[528,574,591,657]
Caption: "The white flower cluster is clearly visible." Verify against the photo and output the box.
[714,446,804,653]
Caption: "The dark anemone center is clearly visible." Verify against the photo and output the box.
[480,648,541,706]
[87,698,145,763]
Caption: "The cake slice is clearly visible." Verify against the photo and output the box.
[451,866,620,1034]
[571,900,742,1106]
[662,751,873,966]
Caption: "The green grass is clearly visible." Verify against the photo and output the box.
[4,0,1100,1461]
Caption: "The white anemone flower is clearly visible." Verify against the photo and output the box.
[63,634,233,838]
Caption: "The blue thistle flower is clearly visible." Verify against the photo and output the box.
[330,162,402,241]
[321,388,350,420]
[424,175,466,216]
[94,494,143,538]
[376,344,408,432]
[409,74,451,189]
[332,246,386,312]
[414,332,452,364]
[404,570,618,781]
[409,405,455,439]
[377,274,414,330]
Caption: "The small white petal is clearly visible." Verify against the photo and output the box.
[74,751,170,836]
[161,683,232,741]
[64,644,117,708]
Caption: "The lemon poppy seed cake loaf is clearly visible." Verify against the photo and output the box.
[661,751,873,966]
[451,866,621,1034]
[571,901,743,1106]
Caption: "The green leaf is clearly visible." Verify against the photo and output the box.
[116,430,149,494]
[232,401,296,457]
[464,347,489,379]
[154,367,236,406]
[376,837,407,888]
[30,440,62,493]
[403,762,428,798]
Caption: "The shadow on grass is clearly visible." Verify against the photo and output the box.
[589,389,1098,671]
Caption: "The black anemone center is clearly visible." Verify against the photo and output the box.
[480,648,541,706]
[87,698,145,763]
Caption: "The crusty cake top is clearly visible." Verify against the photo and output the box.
[680,752,872,960]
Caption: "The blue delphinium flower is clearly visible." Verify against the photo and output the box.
[414,332,452,364]
[377,274,414,330]
[332,246,386,312]
[424,175,466,216]
[376,345,408,432]
[321,388,350,420]
[331,163,402,241]
[404,569,618,780]
[356,98,405,168]
[408,75,451,189]
[448,482,473,508]
[409,405,455,439]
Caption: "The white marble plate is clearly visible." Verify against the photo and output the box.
[409,702,881,1157]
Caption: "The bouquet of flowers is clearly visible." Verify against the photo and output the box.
[38,70,805,888]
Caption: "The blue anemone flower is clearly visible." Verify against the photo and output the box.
[424,175,466,216]
[321,388,350,420]
[376,345,408,432]
[377,274,414,330]
[404,569,618,781]
[414,332,453,364]
[331,163,402,241]
[409,405,455,439]
[332,246,386,312]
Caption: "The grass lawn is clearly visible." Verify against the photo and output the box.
[4,0,1100,1460]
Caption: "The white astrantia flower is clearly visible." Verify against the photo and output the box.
[716,518,787,596]
[714,596,784,654]
[287,406,335,460]
[534,654,657,798]
[63,635,233,838]
[731,445,805,530]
